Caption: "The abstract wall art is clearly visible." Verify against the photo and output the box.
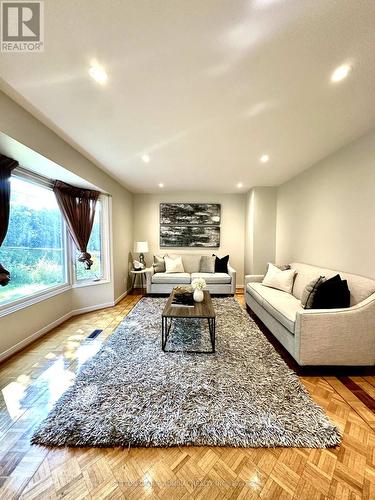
[160,203,221,248]
[160,203,221,226]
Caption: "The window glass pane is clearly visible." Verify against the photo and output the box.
[74,202,102,281]
[0,177,66,305]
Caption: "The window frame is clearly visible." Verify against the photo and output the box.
[0,168,111,317]
[72,194,111,287]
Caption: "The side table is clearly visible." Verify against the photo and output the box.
[130,269,148,294]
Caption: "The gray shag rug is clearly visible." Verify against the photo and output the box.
[32,297,340,448]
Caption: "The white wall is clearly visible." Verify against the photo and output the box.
[276,128,375,279]
[0,91,133,359]
[244,190,255,276]
[133,193,245,284]
[0,291,73,361]
[244,187,277,275]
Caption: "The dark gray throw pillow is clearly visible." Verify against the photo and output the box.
[312,274,350,309]
[199,255,216,273]
[301,276,325,309]
[153,255,165,273]
[212,254,229,273]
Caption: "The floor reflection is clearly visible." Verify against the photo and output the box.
[1,334,103,423]
[2,380,28,420]
[39,358,76,407]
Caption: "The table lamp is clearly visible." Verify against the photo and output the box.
[134,241,149,267]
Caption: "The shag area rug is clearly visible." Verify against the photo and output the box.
[32,297,340,448]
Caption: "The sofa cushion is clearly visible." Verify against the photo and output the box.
[166,254,201,273]
[152,272,191,284]
[291,262,375,306]
[265,263,291,272]
[153,254,165,273]
[262,263,296,293]
[213,254,229,273]
[301,276,325,309]
[246,282,264,305]
[191,272,231,284]
[247,282,302,333]
[165,255,184,273]
[199,255,216,273]
[312,274,350,309]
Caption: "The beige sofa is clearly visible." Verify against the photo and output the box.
[146,253,236,295]
[246,262,375,366]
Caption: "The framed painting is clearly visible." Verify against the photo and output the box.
[160,225,220,248]
[160,203,221,226]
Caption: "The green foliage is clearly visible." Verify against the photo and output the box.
[4,205,62,249]
[0,247,64,303]
[0,201,102,305]
[75,251,101,281]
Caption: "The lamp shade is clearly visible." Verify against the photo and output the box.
[134,241,149,253]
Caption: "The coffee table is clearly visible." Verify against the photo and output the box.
[162,290,216,353]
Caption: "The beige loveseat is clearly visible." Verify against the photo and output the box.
[246,262,375,366]
[146,253,236,295]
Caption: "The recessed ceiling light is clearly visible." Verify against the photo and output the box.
[158,183,164,188]
[331,64,352,83]
[237,182,243,188]
[89,63,108,84]
[260,154,269,163]
[141,154,150,163]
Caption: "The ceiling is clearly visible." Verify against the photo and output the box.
[0,132,103,192]
[1,0,375,193]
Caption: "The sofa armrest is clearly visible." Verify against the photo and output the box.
[144,267,154,293]
[227,264,236,294]
[245,274,264,287]
[294,293,375,365]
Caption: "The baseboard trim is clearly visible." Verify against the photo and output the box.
[70,302,114,316]
[114,288,130,305]
[0,288,132,364]
[0,311,73,364]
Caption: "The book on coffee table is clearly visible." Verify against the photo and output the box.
[171,286,194,307]
[171,294,195,307]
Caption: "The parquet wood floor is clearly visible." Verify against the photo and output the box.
[0,291,373,499]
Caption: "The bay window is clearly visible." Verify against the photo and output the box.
[74,200,103,282]
[0,176,66,306]
[0,170,110,311]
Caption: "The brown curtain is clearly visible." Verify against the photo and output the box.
[0,154,19,286]
[53,180,100,270]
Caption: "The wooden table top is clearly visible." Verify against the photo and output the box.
[163,290,215,319]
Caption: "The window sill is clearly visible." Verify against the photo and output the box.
[72,279,110,289]
[0,278,112,319]
[0,283,71,319]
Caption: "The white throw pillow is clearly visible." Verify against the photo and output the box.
[164,255,185,273]
[262,263,296,293]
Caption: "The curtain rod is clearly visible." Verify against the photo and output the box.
[13,165,53,189]
[12,165,109,197]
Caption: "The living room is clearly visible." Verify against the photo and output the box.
[0,1,374,499]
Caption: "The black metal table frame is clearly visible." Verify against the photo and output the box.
[162,315,216,354]
[131,271,146,293]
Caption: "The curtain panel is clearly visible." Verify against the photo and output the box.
[53,180,100,270]
[0,154,19,286]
